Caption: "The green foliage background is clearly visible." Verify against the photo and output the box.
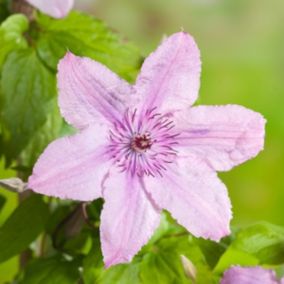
[0,0,283,283]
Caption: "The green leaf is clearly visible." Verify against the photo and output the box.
[84,239,144,284]
[214,247,259,273]
[182,239,218,284]
[215,222,284,273]
[45,203,73,235]
[0,131,3,157]
[101,264,141,284]
[0,194,49,263]
[1,48,56,162]
[0,0,9,23]
[83,214,219,284]
[0,14,28,67]
[84,232,216,284]
[63,229,92,256]
[83,237,104,284]
[86,199,104,223]
[21,255,80,284]
[0,194,6,212]
[194,238,228,269]
[140,248,188,284]
[19,101,63,170]
[35,11,142,82]
[140,236,216,284]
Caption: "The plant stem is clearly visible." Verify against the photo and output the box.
[17,157,32,269]
[18,191,32,269]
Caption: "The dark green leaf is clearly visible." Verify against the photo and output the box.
[45,203,73,235]
[0,194,49,263]
[194,238,228,269]
[21,255,80,284]
[0,131,3,157]
[1,48,56,162]
[63,229,92,256]
[86,198,104,222]
[19,101,63,170]
[0,0,9,23]
[0,194,6,212]
[51,204,85,246]
[36,11,142,82]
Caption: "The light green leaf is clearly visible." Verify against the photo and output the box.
[140,249,188,284]
[1,48,56,162]
[83,238,104,284]
[99,263,141,284]
[0,14,28,67]
[215,222,284,273]
[21,255,80,284]
[0,194,49,263]
[36,11,142,82]
[214,247,259,273]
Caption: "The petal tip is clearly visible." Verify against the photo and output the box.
[207,229,231,242]
[61,51,77,64]
[57,52,78,78]
[104,254,131,269]
[170,31,199,46]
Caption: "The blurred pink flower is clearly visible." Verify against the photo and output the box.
[26,0,74,18]
[221,266,284,284]
[28,32,266,267]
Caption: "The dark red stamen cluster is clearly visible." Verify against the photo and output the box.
[131,133,153,153]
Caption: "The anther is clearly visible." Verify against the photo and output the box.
[131,133,153,153]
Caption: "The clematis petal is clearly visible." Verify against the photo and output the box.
[175,105,266,171]
[100,169,161,267]
[58,52,136,129]
[143,156,231,241]
[26,0,74,18]
[135,32,201,113]
[221,266,279,284]
[28,124,111,201]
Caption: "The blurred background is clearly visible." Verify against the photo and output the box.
[1,0,283,281]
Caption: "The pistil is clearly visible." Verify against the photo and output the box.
[131,133,153,153]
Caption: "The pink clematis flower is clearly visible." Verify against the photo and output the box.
[221,266,284,284]
[28,32,265,267]
[26,0,74,18]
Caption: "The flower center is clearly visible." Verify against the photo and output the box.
[108,108,179,177]
[131,133,152,153]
